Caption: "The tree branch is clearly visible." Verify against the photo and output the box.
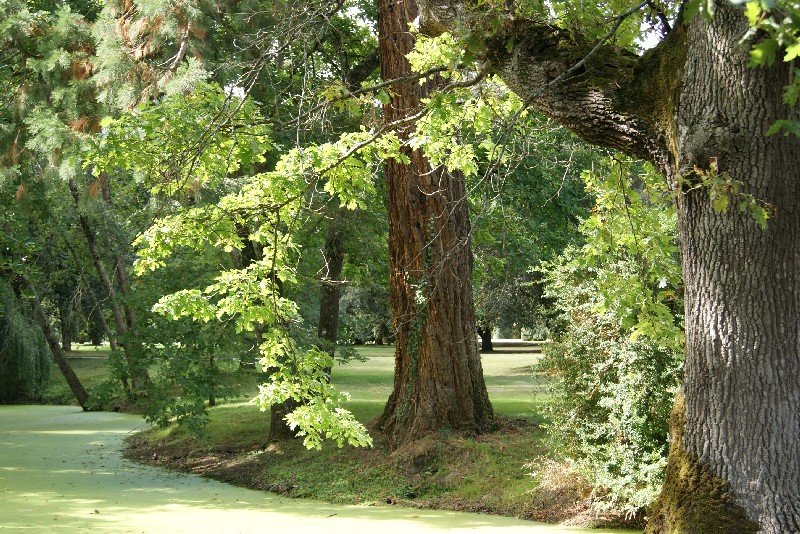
[418,0,688,175]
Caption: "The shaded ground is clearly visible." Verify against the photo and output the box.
[0,405,633,533]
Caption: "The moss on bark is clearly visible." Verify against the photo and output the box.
[645,391,759,534]
[626,22,687,176]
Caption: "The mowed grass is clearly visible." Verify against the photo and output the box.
[42,345,114,404]
[47,343,548,448]
[47,344,548,423]
[332,346,548,423]
[122,345,548,452]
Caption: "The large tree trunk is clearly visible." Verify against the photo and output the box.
[417,1,799,530]
[645,8,800,532]
[375,0,493,448]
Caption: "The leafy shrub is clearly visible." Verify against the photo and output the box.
[540,298,681,512]
[538,158,683,515]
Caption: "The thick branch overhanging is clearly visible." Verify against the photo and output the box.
[418,0,686,175]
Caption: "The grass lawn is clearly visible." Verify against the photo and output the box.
[42,345,114,404]
[332,346,548,423]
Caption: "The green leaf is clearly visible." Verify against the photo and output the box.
[712,192,729,213]
[749,38,779,67]
[766,119,800,137]
[752,205,769,230]
[744,1,762,25]
[784,43,800,62]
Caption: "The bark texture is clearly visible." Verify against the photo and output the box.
[376,0,493,448]
[651,8,800,532]
[419,1,799,531]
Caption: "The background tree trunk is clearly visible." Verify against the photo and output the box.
[268,398,299,441]
[647,8,800,532]
[317,208,347,357]
[268,211,349,442]
[100,176,151,390]
[375,0,493,448]
[57,298,74,352]
[69,178,137,395]
[21,283,89,409]
[64,238,118,351]
[477,327,493,353]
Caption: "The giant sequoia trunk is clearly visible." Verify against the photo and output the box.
[376,0,493,448]
[419,1,798,531]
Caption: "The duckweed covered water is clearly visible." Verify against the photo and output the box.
[0,406,635,533]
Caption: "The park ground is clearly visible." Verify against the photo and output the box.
[43,343,642,531]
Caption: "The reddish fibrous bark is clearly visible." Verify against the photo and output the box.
[376,0,493,448]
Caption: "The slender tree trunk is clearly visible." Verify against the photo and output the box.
[231,221,265,369]
[113,253,135,330]
[99,176,151,389]
[208,354,216,407]
[268,213,348,442]
[21,283,89,409]
[57,299,74,352]
[646,8,800,532]
[317,208,347,357]
[227,219,295,440]
[69,178,149,394]
[64,238,118,351]
[376,0,493,448]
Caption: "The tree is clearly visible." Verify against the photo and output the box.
[374,0,493,447]
[0,280,51,404]
[470,117,592,349]
[0,181,89,408]
[417,1,799,531]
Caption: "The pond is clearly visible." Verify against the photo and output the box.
[0,406,635,533]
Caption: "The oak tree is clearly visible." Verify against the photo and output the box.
[416,0,799,531]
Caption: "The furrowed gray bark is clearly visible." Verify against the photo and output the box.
[418,2,800,531]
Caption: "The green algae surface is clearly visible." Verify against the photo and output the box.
[0,406,634,533]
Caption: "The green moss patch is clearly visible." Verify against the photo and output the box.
[645,392,758,534]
